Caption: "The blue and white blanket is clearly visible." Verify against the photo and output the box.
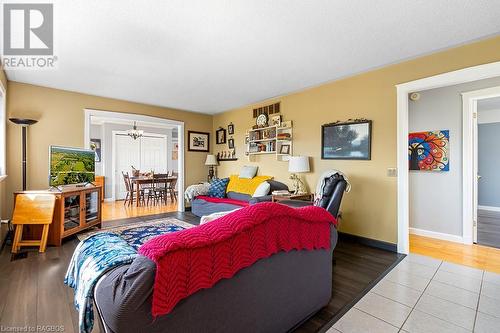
[64,233,138,333]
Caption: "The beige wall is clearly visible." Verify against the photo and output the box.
[0,69,6,89]
[0,70,7,220]
[213,36,500,244]
[4,82,212,217]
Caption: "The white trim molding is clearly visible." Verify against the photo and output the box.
[396,60,500,254]
[84,108,186,212]
[409,227,463,244]
[478,205,500,212]
[462,86,500,244]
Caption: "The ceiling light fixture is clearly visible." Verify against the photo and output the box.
[127,121,144,140]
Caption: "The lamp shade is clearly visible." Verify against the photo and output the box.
[205,154,218,166]
[288,156,310,173]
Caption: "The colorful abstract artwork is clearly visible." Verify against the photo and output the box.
[408,130,449,171]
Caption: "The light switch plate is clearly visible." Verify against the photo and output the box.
[387,167,397,177]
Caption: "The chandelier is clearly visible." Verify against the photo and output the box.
[127,121,144,140]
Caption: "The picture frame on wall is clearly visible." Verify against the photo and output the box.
[228,123,235,135]
[188,131,210,152]
[216,128,227,144]
[228,137,235,149]
[90,138,101,162]
[321,120,372,160]
[279,144,290,155]
[270,115,281,126]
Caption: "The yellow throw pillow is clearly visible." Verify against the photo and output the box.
[226,175,273,196]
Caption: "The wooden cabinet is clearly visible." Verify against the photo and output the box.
[94,176,105,201]
[14,186,102,247]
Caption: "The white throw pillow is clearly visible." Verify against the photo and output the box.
[253,181,271,197]
[239,165,258,179]
[200,209,240,224]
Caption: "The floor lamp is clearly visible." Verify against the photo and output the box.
[9,118,38,191]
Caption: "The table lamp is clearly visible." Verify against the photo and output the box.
[288,156,310,194]
[205,154,218,182]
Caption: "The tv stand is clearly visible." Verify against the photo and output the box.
[76,181,95,188]
[14,186,102,246]
[49,185,63,192]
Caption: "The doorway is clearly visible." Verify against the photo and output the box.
[113,132,168,200]
[472,93,500,248]
[83,109,185,217]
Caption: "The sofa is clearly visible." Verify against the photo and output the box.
[191,179,289,217]
[94,204,337,333]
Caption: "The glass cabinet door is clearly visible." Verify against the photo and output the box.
[64,195,81,231]
[85,190,99,224]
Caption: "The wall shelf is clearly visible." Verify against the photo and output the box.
[218,158,238,161]
[245,123,293,161]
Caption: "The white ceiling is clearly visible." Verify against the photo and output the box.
[4,0,500,114]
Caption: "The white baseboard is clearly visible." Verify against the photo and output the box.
[409,227,464,244]
[104,198,115,202]
[478,205,500,212]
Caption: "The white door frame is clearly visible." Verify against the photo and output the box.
[83,109,185,212]
[111,131,168,201]
[462,86,500,243]
[396,61,500,254]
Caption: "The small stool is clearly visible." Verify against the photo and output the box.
[11,193,56,253]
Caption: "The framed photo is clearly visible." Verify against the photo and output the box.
[228,138,235,149]
[279,144,290,155]
[321,120,372,160]
[172,142,179,160]
[188,131,210,152]
[270,115,281,126]
[228,123,235,135]
[216,128,227,144]
[409,130,449,171]
[90,138,101,162]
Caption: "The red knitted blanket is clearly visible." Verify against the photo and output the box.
[138,202,337,317]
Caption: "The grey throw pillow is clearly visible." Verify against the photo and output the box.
[239,165,258,179]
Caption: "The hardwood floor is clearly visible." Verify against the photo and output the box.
[101,200,177,221]
[410,233,500,273]
[0,213,401,333]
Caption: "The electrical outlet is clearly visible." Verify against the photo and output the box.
[387,168,397,177]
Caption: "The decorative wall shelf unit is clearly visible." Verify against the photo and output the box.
[218,158,238,162]
[245,124,293,161]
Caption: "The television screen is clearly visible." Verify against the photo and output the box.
[49,146,95,186]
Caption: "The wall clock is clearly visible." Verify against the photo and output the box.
[256,113,268,127]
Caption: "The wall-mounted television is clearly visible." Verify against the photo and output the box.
[49,146,95,187]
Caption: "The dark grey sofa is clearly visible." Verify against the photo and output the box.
[94,225,337,333]
[191,180,289,217]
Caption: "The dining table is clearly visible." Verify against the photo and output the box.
[130,175,177,207]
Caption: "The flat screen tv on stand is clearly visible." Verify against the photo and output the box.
[49,146,96,190]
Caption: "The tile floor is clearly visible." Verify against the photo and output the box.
[328,253,500,333]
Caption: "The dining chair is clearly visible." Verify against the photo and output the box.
[152,173,169,205]
[123,172,145,206]
[168,173,178,202]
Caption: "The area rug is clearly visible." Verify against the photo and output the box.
[77,218,195,250]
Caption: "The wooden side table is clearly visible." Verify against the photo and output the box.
[272,193,314,203]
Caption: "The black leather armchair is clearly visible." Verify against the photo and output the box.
[280,173,348,219]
